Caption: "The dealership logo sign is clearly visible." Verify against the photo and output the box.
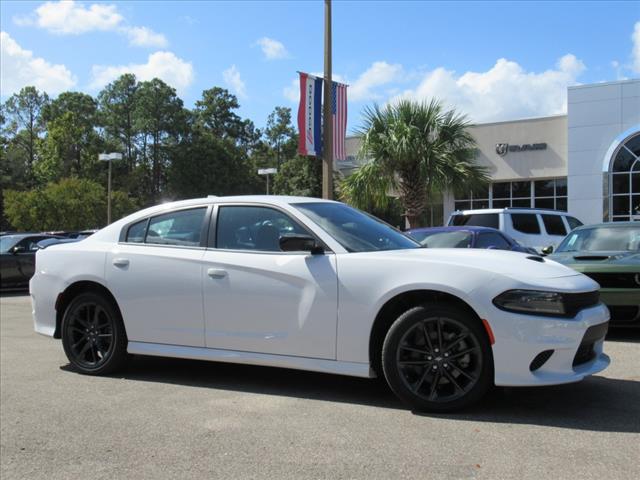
[495,142,547,156]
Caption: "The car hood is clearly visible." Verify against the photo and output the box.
[362,248,582,280]
[549,251,640,267]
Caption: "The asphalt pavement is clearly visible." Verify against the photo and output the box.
[1,293,639,480]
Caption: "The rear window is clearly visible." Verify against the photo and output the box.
[449,213,499,229]
[510,213,540,234]
[541,214,567,236]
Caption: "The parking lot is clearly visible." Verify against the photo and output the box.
[1,293,638,480]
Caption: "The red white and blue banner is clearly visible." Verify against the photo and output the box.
[297,72,323,157]
[332,81,348,161]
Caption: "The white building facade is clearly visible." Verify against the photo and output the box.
[340,79,640,226]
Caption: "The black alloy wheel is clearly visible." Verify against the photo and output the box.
[61,292,128,375]
[382,304,492,412]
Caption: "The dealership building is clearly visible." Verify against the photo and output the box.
[340,78,640,226]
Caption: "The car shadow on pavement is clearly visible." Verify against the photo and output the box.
[62,354,640,433]
[606,328,640,343]
[0,290,30,297]
[423,375,640,433]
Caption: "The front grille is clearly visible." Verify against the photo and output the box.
[573,322,609,368]
[582,272,640,289]
[609,305,640,324]
[563,291,601,318]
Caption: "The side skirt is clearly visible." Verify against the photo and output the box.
[127,341,374,378]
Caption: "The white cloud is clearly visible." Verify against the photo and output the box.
[19,0,123,34]
[90,51,194,93]
[14,1,168,48]
[349,61,403,101]
[0,31,77,96]
[124,26,168,48]
[394,54,586,122]
[255,37,289,60]
[223,65,247,99]
[632,21,640,74]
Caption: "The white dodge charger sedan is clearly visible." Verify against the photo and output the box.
[31,196,610,411]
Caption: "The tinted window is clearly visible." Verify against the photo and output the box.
[126,219,147,243]
[541,215,567,236]
[414,231,473,248]
[510,214,540,234]
[15,236,46,251]
[146,208,206,247]
[294,203,419,253]
[450,213,499,229]
[566,216,583,230]
[217,206,308,252]
[476,232,511,249]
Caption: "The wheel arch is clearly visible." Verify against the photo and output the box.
[368,289,492,376]
[54,280,123,339]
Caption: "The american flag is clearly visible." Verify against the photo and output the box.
[332,82,347,160]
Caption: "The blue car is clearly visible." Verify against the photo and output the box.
[406,226,537,253]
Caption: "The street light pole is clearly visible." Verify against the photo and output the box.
[258,168,278,195]
[322,0,333,200]
[99,152,123,225]
[107,159,112,224]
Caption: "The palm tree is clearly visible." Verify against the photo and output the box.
[340,99,489,228]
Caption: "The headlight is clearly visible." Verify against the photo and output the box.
[493,290,566,316]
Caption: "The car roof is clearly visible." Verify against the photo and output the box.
[572,221,639,230]
[1,233,59,240]
[450,208,569,215]
[407,226,501,234]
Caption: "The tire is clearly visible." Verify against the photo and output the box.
[382,304,493,412]
[61,292,129,375]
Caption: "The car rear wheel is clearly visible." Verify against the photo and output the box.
[61,292,128,375]
[382,304,492,412]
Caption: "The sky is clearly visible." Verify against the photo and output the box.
[1,0,639,134]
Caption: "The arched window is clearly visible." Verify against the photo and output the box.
[610,132,640,221]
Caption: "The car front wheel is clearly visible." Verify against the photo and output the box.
[382,304,492,412]
[61,292,128,375]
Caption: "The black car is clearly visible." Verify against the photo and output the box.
[0,234,62,290]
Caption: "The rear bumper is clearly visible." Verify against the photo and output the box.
[30,271,59,337]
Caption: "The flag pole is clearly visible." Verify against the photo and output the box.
[322,0,333,200]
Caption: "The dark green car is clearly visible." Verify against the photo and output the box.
[548,222,640,327]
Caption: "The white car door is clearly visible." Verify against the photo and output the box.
[106,206,210,347]
[202,204,338,359]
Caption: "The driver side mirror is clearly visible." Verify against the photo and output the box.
[279,234,324,254]
[541,245,554,255]
[10,245,26,254]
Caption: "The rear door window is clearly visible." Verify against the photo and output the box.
[510,213,541,234]
[146,208,207,247]
[126,219,147,243]
[450,213,499,229]
[541,214,567,236]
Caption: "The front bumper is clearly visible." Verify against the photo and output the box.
[600,289,640,326]
[486,302,610,387]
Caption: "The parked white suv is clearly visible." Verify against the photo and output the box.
[447,208,583,253]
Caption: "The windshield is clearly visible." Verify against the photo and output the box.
[556,226,640,252]
[293,202,419,253]
[0,236,20,253]
[409,230,473,248]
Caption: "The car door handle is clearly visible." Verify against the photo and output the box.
[207,268,227,279]
[112,258,130,267]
